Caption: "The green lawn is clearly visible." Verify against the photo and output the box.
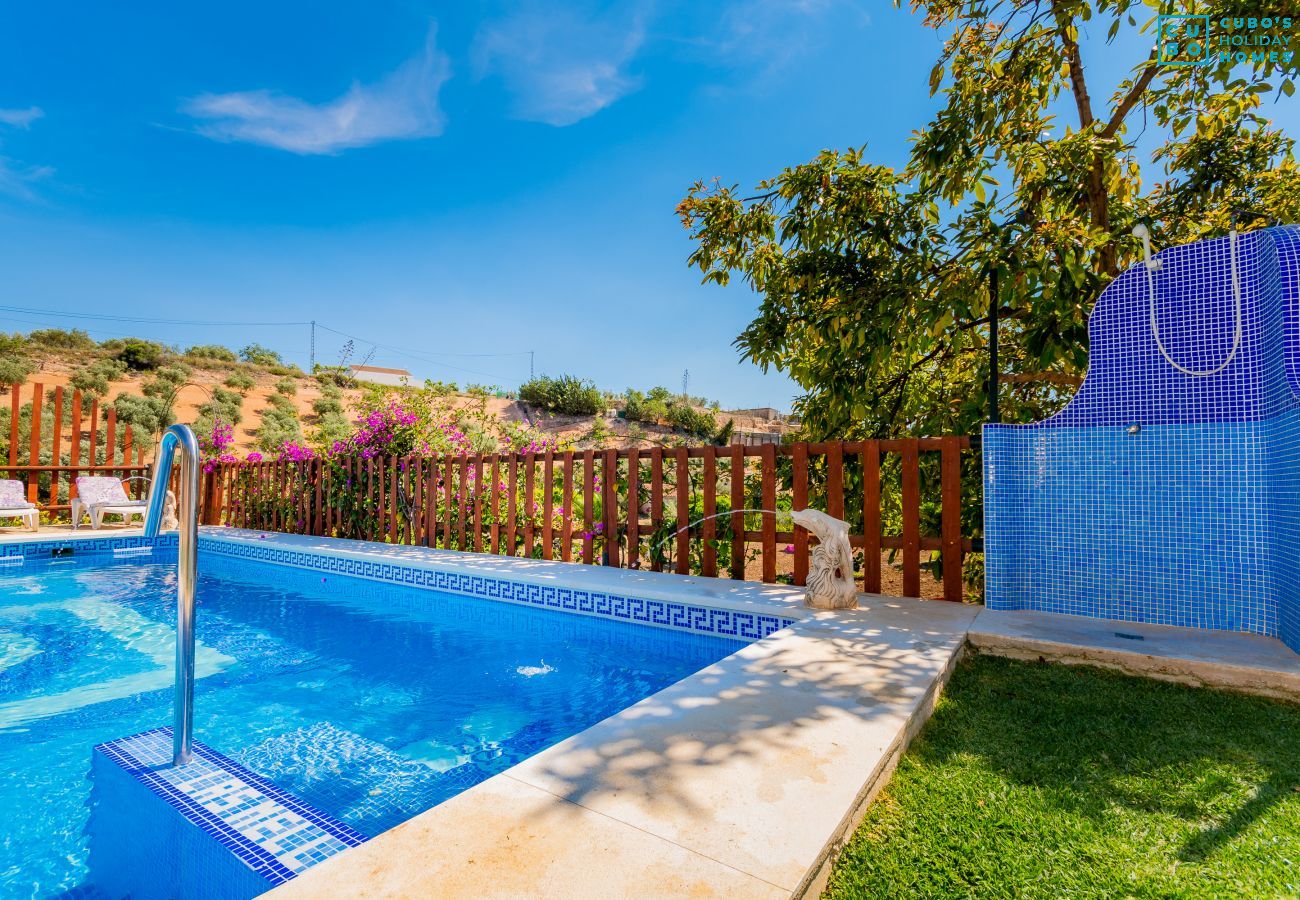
[826,654,1300,899]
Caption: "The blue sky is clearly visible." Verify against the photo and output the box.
[0,3,1292,409]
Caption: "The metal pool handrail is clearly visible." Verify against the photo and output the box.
[143,423,201,767]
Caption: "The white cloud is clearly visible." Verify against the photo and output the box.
[183,27,450,155]
[0,107,43,129]
[473,5,646,126]
[0,158,53,201]
[713,0,867,69]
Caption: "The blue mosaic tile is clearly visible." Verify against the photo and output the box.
[197,536,794,642]
[984,225,1300,653]
[95,728,366,888]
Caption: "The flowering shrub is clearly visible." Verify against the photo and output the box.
[199,421,239,473]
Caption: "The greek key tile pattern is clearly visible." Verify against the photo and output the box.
[0,533,177,558]
[197,536,793,642]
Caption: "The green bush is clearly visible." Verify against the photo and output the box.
[266,393,296,413]
[110,338,167,371]
[274,377,297,397]
[257,403,301,451]
[112,392,175,439]
[223,371,256,393]
[186,344,238,364]
[0,334,34,387]
[624,386,724,440]
[27,328,94,351]
[239,343,282,367]
[518,375,603,416]
[198,387,244,426]
[312,392,345,418]
[70,359,128,398]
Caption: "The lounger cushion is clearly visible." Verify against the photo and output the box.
[75,476,138,507]
[0,480,33,508]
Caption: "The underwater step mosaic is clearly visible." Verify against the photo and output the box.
[198,535,795,642]
[91,728,366,899]
[985,225,1300,653]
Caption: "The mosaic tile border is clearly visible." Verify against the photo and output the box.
[95,727,367,888]
[0,532,177,558]
[198,536,794,642]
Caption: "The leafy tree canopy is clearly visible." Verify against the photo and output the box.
[679,0,1300,439]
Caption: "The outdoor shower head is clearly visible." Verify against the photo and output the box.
[1132,224,1159,272]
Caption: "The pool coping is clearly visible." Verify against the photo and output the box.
[235,530,981,899]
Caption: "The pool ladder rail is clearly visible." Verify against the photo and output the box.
[142,423,201,767]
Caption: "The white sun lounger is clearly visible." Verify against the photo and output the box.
[72,475,148,529]
[0,479,39,531]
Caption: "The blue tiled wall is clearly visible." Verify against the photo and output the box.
[984,226,1300,653]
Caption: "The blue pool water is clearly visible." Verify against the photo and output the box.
[0,549,744,898]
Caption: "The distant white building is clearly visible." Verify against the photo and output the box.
[349,364,412,387]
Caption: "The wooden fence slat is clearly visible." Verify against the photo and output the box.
[940,436,964,602]
[760,443,777,583]
[582,450,594,564]
[730,444,745,580]
[505,454,518,555]
[104,407,116,469]
[863,441,881,593]
[522,453,535,558]
[458,454,469,551]
[27,384,42,503]
[792,441,808,586]
[826,440,845,520]
[901,438,921,597]
[702,446,717,577]
[561,452,574,562]
[603,449,618,567]
[675,447,689,575]
[542,452,554,560]
[69,391,83,495]
[89,399,99,468]
[626,448,640,569]
[444,455,455,549]
[389,456,400,543]
[490,455,501,553]
[50,387,64,507]
[473,454,484,553]
[7,386,18,466]
[650,449,664,572]
[424,458,437,547]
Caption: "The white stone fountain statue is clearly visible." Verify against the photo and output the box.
[161,490,179,531]
[791,508,858,610]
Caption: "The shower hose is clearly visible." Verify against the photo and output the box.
[1146,229,1242,376]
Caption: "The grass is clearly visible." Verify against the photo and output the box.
[825,654,1300,899]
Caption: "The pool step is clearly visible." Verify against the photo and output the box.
[88,728,367,900]
[234,722,485,836]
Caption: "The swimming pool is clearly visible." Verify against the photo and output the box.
[0,540,749,898]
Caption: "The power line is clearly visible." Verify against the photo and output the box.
[0,304,310,327]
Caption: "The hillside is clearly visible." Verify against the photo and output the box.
[4,333,793,458]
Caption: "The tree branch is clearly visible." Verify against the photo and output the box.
[1052,2,1094,128]
[1101,58,1160,139]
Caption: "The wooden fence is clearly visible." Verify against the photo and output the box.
[2,382,152,515]
[204,438,976,601]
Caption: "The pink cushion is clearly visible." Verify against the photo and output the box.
[75,476,132,506]
[0,480,33,508]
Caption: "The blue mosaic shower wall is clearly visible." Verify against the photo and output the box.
[983,225,1300,653]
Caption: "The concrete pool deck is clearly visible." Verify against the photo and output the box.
[4,527,1299,897]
